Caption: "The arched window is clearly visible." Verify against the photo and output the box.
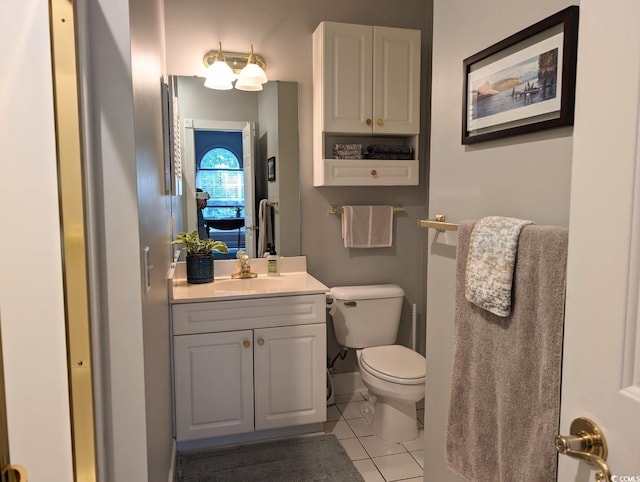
[196,147,244,219]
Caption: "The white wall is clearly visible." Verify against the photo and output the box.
[0,1,74,480]
[425,1,575,480]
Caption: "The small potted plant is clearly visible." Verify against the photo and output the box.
[172,231,229,284]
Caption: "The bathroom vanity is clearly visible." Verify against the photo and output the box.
[169,257,328,444]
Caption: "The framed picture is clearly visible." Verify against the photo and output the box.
[462,6,579,144]
[267,156,276,182]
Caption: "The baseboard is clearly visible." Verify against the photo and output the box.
[176,422,324,452]
[330,371,366,395]
[168,438,176,482]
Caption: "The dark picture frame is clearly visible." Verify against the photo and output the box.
[267,156,276,182]
[462,6,579,144]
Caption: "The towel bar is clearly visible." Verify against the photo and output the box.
[417,214,459,231]
[329,204,405,214]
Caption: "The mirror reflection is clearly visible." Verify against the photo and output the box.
[169,76,301,259]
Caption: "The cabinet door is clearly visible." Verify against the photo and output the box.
[321,22,373,133]
[373,26,421,134]
[253,324,326,431]
[173,331,254,441]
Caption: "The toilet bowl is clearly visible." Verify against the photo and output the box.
[357,345,425,442]
[328,284,426,443]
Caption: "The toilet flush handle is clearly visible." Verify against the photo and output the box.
[344,301,357,307]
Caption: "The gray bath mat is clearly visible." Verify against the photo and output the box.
[175,434,364,481]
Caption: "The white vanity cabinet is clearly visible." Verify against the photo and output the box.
[171,294,327,442]
[312,21,421,186]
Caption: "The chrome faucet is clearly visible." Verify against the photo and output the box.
[231,250,258,279]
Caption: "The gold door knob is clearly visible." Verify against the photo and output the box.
[1,465,27,482]
[365,118,372,126]
[257,338,265,346]
[243,340,251,348]
[556,417,611,482]
[370,169,378,177]
[376,118,383,127]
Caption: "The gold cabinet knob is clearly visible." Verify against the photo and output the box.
[257,338,265,346]
[376,118,383,127]
[370,169,378,177]
[365,118,372,126]
[243,340,251,348]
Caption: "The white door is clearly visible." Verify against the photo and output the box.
[372,26,421,135]
[558,0,640,479]
[253,324,326,431]
[318,22,373,133]
[241,122,256,257]
[1,1,75,480]
[173,330,254,441]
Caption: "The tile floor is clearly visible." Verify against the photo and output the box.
[323,390,425,482]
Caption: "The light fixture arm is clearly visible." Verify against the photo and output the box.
[203,46,267,75]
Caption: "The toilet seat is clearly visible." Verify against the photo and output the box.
[360,345,425,385]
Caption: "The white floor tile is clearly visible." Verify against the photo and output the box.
[326,404,343,422]
[372,452,423,481]
[359,435,406,458]
[322,419,355,440]
[339,437,369,461]
[401,428,424,452]
[337,400,365,419]
[398,478,423,482]
[352,459,385,482]
[410,450,424,468]
[346,417,374,437]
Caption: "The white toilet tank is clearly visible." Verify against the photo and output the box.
[329,284,405,348]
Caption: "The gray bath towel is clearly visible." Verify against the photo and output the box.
[446,221,568,482]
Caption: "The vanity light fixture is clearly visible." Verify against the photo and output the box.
[202,43,268,91]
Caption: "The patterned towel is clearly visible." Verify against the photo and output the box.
[465,216,533,316]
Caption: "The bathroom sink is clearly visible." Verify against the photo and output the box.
[212,277,284,292]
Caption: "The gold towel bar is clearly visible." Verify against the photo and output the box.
[329,204,405,214]
[417,214,459,231]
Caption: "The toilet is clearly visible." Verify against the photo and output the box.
[329,284,426,443]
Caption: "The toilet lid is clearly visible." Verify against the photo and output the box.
[360,345,425,385]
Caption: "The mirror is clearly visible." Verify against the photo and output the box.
[168,76,300,258]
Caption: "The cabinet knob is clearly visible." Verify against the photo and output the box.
[257,338,265,346]
[370,169,378,177]
[365,118,372,126]
[243,340,251,348]
[376,118,383,127]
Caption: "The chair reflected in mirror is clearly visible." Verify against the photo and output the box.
[205,217,245,259]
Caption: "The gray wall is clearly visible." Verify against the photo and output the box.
[85,0,172,480]
[425,1,575,480]
[164,0,433,370]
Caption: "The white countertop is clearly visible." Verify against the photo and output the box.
[169,256,330,303]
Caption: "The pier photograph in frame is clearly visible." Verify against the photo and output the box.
[462,6,579,144]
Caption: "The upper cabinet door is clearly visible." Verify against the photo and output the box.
[321,22,373,133]
[373,27,421,134]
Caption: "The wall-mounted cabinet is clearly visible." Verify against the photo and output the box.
[312,21,421,186]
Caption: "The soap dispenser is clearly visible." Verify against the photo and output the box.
[266,244,280,276]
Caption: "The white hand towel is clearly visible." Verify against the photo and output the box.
[342,205,393,248]
[257,199,273,256]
